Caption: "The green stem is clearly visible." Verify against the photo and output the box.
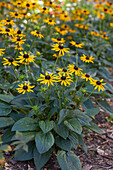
[26,92,33,106]
[25,64,29,81]
[52,57,59,73]
[11,66,19,80]
[76,48,78,67]
[29,36,37,51]
[28,65,35,81]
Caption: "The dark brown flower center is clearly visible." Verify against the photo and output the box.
[76,42,79,45]
[43,7,46,10]
[63,68,67,72]
[17,38,20,41]
[18,2,21,5]
[15,13,18,16]
[36,31,39,34]
[17,30,21,34]
[23,85,28,90]
[57,38,61,41]
[96,81,101,85]
[23,54,29,58]
[45,75,51,80]
[104,8,107,11]
[50,2,52,4]
[6,28,10,32]
[32,3,35,5]
[61,76,66,80]
[49,20,52,22]
[74,66,78,70]
[26,3,30,7]
[65,25,67,28]
[64,15,67,17]
[86,56,89,60]
[85,74,90,78]
[8,58,13,62]
[59,45,64,49]
[7,19,10,22]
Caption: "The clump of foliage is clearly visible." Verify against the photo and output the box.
[0,0,113,169]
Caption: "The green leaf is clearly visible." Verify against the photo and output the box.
[85,108,100,117]
[64,118,82,134]
[0,144,11,151]
[14,142,34,161]
[58,109,69,124]
[57,151,81,170]
[34,147,52,170]
[0,117,14,128]
[39,120,54,134]
[0,94,14,103]
[12,117,38,131]
[77,134,87,153]
[55,136,72,151]
[2,127,15,142]
[97,100,113,115]
[88,122,103,134]
[0,102,12,116]
[35,131,54,154]
[68,132,78,149]
[54,123,69,139]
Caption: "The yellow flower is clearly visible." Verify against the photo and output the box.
[0,28,14,36]
[31,30,44,38]
[14,45,24,51]
[17,51,36,65]
[67,64,83,76]
[16,82,35,94]
[90,79,106,92]
[55,73,73,86]
[13,29,26,38]
[44,18,56,26]
[9,12,23,19]
[37,72,57,86]
[51,38,65,44]
[39,7,49,14]
[51,43,70,56]
[81,73,93,82]
[70,41,84,48]
[54,27,67,35]
[56,67,71,76]
[11,37,26,46]
[1,18,15,26]
[80,54,95,63]
[110,23,113,27]
[0,49,5,56]
[2,58,19,66]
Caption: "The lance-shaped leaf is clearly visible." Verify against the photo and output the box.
[39,120,54,134]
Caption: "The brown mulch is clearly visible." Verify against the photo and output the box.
[1,70,113,170]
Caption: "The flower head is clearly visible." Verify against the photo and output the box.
[67,64,83,76]
[51,43,70,56]
[80,54,95,63]
[55,73,73,86]
[17,51,36,64]
[37,72,57,86]
[2,58,19,66]
[90,79,106,92]
[31,30,44,38]
[16,82,35,94]
[81,73,93,82]
[0,49,5,56]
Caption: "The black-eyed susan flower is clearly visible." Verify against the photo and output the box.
[90,79,106,92]
[110,23,113,27]
[55,27,67,35]
[37,72,57,86]
[0,49,5,56]
[2,58,19,66]
[44,18,56,26]
[13,29,26,38]
[1,18,15,26]
[39,7,49,14]
[14,45,24,51]
[0,28,14,36]
[70,41,84,48]
[56,67,71,76]
[11,37,26,46]
[9,12,23,19]
[80,54,95,63]
[51,38,65,44]
[56,73,73,86]
[51,44,70,56]
[67,64,83,76]
[17,51,36,64]
[81,73,93,82]
[30,30,44,38]
[16,82,35,94]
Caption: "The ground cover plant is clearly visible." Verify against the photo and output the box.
[0,0,113,169]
